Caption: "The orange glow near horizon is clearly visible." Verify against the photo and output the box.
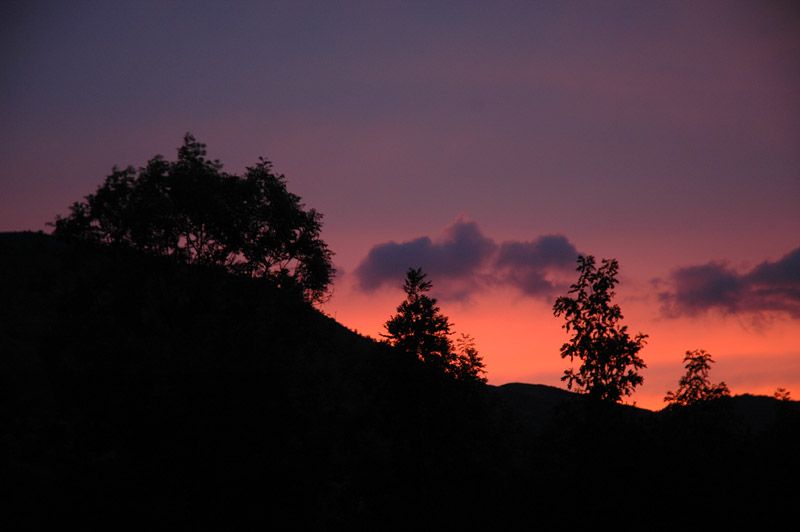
[325,275,800,412]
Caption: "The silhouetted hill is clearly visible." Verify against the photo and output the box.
[491,382,653,425]
[2,232,798,529]
[0,232,503,529]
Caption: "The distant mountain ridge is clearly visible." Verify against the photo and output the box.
[492,381,794,433]
[2,231,798,529]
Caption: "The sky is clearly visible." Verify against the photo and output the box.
[2,0,799,410]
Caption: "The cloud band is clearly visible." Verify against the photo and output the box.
[353,216,580,301]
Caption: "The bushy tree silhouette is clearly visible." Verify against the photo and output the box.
[664,349,730,406]
[553,255,647,402]
[51,134,334,303]
[383,268,486,381]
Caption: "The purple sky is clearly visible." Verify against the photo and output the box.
[2,1,799,407]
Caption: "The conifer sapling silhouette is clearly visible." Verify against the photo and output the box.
[454,333,487,383]
[664,349,730,406]
[553,255,647,403]
[383,268,486,382]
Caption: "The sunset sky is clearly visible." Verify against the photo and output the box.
[2,1,798,409]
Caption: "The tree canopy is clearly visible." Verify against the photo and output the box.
[664,349,730,406]
[383,268,486,383]
[52,134,334,303]
[553,255,647,403]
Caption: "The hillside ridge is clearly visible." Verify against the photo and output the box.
[2,231,798,528]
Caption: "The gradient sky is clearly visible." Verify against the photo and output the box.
[2,1,799,409]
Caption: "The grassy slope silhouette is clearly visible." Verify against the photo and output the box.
[2,231,798,529]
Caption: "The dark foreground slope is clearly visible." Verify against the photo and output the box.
[2,232,798,529]
[1,232,507,529]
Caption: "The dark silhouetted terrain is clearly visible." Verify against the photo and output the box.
[2,232,798,529]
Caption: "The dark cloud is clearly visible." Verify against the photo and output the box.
[495,235,579,298]
[663,262,743,313]
[659,246,800,318]
[745,247,800,315]
[353,218,496,296]
[748,247,800,286]
[353,235,436,292]
[353,217,579,301]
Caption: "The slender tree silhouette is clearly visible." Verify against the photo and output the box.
[664,349,730,406]
[51,134,334,303]
[454,333,487,383]
[553,255,647,402]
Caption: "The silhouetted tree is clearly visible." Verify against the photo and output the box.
[553,255,647,403]
[51,134,334,303]
[774,387,792,401]
[383,268,486,381]
[453,334,487,383]
[664,349,730,406]
[384,268,454,370]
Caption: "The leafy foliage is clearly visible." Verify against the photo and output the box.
[553,255,647,403]
[774,387,792,401]
[664,349,730,406]
[51,134,334,303]
[383,268,486,382]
